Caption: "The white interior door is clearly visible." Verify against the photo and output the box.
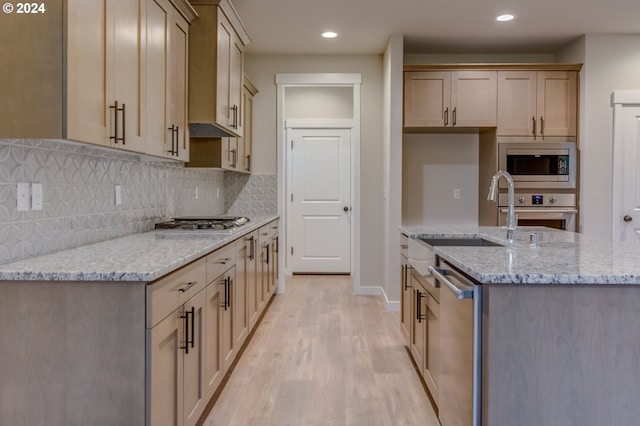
[613,96,640,242]
[289,127,351,273]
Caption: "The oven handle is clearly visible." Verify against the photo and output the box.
[499,208,577,214]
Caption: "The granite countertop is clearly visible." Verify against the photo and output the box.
[401,225,640,285]
[0,215,279,282]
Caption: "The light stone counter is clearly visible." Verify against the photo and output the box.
[0,215,279,282]
[400,225,640,284]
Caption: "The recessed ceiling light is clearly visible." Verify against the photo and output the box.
[496,14,514,22]
[322,31,338,38]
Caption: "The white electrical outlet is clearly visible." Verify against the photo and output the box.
[31,183,43,211]
[17,182,30,212]
[216,187,220,200]
[115,185,122,206]
[453,188,461,199]
[195,186,199,199]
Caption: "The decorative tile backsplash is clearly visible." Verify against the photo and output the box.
[0,139,276,265]
[225,172,277,217]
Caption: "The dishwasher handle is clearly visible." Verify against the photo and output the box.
[429,265,474,299]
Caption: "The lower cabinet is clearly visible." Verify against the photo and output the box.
[409,267,440,409]
[147,220,279,425]
[147,257,208,426]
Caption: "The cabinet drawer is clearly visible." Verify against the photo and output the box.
[206,243,236,284]
[147,258,207,328]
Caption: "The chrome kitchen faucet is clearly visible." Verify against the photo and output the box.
[488,171,516,242]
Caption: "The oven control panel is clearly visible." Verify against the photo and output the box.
[499,193,576,208]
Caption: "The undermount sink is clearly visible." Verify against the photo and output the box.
[417,237,503,247]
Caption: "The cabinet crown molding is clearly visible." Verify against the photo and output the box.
[189,0,250,45]
[404,63,583,71]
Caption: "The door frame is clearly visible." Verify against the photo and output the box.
[276,73,362,294]
[612,90,640,240]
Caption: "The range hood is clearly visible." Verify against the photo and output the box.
[189,123,236,138]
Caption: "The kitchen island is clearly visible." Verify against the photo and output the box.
[401,226,640,426]
[0,215,279,426]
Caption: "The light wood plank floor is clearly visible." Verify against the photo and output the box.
[202,275,439,426]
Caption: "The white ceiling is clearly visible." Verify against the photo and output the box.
[231,0,640,55]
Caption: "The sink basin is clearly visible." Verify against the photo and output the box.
[417,237,503,247]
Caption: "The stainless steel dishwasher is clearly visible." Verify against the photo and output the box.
[429,259,482,426]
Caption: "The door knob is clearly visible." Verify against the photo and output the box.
[624,215,633,222]
[343,206,349,212]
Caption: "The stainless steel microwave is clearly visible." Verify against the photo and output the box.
[498,142,576,189]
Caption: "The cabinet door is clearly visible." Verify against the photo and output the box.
[110,0,145,153]
[149,307,184,426]
[183,290,206,426]
[244,232,259,329]
[229,35,244,137]
[242,85,254,172]
[404,71,450,127]
[216,13,233,131]
[220,267,236,372]
[537,71,577,137]
[497,71,537,136]
[424,291,439,405]
[234,240,249,349]
[66,0,109,145]
[400,257,412,346]
[145,0,172,158]
[259,234,271,309]
[171,12,190,161]
[410,283,426,373]
[451,71,497,127]
[204,279,223,397]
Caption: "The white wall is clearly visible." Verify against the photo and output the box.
[284,87,353,119]
[244,54,384,290]
[402,134,479,226]
[557,35,640,239]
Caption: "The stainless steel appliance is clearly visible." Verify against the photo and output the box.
[429,260,481,426]
[498,193,577,231]
[155,216,250,232]
[498,142,576,189]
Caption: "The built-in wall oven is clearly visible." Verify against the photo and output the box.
[498,142,576,189]
[498,193,577,232]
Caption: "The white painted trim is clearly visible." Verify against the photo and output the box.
[285,119,354,129]
[611,91,640,240]
[276,73,362,85]
[277,73,362,295]
[611,91,640,105]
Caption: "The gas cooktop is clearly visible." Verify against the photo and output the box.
[155,216,250,231]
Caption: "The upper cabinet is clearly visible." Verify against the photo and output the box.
[239,77,259,173]
[146,0,194,161]
[404,71,497,128]
[188,0,250,138]
[0,0,196,160]
[497,70,578,138]
[186,74,258,172]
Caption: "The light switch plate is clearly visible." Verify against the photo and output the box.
[31,183,43,211]
[17,182,30,212]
